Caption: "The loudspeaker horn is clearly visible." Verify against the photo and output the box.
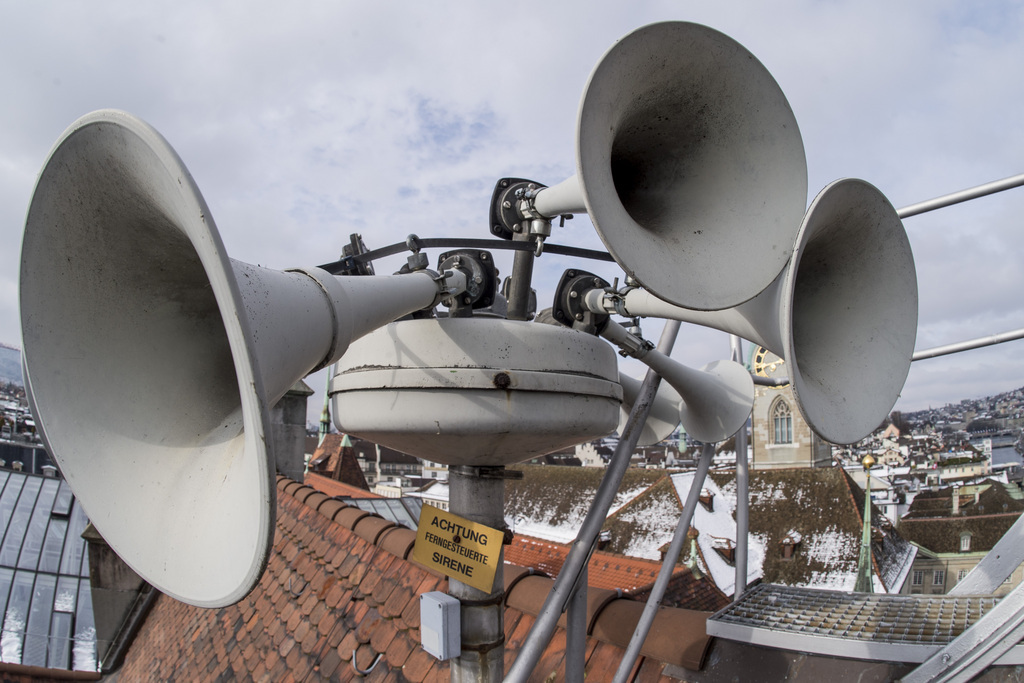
[616,372,683,448]
[525,21,807,311]
[602,323,753,444]
[591,178,918,445]
[19,110,460,607]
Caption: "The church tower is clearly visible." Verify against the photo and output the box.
[749,346,832,470]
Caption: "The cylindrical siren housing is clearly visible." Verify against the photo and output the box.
[19,111,446,607]
[535,22,808,311]
[330,318,622,466]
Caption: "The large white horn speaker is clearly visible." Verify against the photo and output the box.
[601,323,753,444]
[602,179,918,444]
[19,110,450,607]
[531,21,807,311]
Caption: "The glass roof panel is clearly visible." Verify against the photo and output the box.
[0,567,13,633]
[72,578,96,672]
[0,475,25,547]
[2,570,34,663]
[0,472,96,673]
[59,500,89,577]
[23,573,55,667]
[18,478,60,570]
[54,576,77,614]
[51,480,73,518]
[38,518,67,574]
[0,478,41,567]
[48,611,73,670]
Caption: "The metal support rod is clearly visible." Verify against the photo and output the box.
[912,327,1024,361]
[506,231,536,321]
[504,321,682,683]
[730,336,749,597]
[897,171,1024,219]
[565,562,588,683]
[448,466,505,683]
[903,577,1024,682]
[611,443,716,683]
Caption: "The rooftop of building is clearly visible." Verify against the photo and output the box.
[0,468,97,676]
[110,474,715,681]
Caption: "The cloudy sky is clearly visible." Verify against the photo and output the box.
[2,1,1023,429]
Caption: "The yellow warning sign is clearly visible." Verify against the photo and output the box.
[413,505,503,593]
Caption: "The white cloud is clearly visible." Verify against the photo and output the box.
[3,0,1024,427]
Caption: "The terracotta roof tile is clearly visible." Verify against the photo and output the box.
[306,471,379,499]
[354,515,397,544]
[379,526,417,559]
[336,506,372,530]
[116,473,710,682]
[506,533,728,611]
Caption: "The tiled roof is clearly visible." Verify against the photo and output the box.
[899,479,1024,554]
[115,475,713,681]
[305,472,381,499]
[308,434,344,473]
[597,467,917,595]
[307,435,370,492]
[505,534,729,612]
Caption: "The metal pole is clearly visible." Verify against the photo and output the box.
[564,562,588,682]
[505,231,536,321]
[912,327,1024,361]
[504,321,681,683]
[611,443,715,683]
[448,466,506,683]
[730,336,749,597]
[897,171,1024,219]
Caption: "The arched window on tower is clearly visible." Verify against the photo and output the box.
[772,399,793,445]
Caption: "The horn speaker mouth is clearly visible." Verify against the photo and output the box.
[785,178,918,444]
[20,110,273,607]
[578,22,808,311]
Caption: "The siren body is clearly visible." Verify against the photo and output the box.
[587,179,918,445]
[19,111,464,607]
[519,21,808,311]
[329,318,622,465]
[601,323,753,444]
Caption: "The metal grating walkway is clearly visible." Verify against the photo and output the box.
[706,584,1024,663]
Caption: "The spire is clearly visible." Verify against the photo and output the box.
[854,454,876,593]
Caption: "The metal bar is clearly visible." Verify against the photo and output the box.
[316,237,613,274]
[565,562,588,683]
[903,579,1024,682]
[912,328,1024,361]
[503,320,681,683]
[611,442,715,683]
[731,336,749,597]
[448,466,506,683]
[506,232,536,321]
[897,172,1024,219]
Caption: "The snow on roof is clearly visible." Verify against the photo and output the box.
[504,465,664,545]
[671,472,764,598]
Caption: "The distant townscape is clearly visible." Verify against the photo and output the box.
[4,339,1024,676]
[0,341,22,387]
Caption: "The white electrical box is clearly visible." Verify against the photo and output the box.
[420,591,461,660]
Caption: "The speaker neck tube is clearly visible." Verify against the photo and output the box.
[530,174,587,218]
[587,287,787,361]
